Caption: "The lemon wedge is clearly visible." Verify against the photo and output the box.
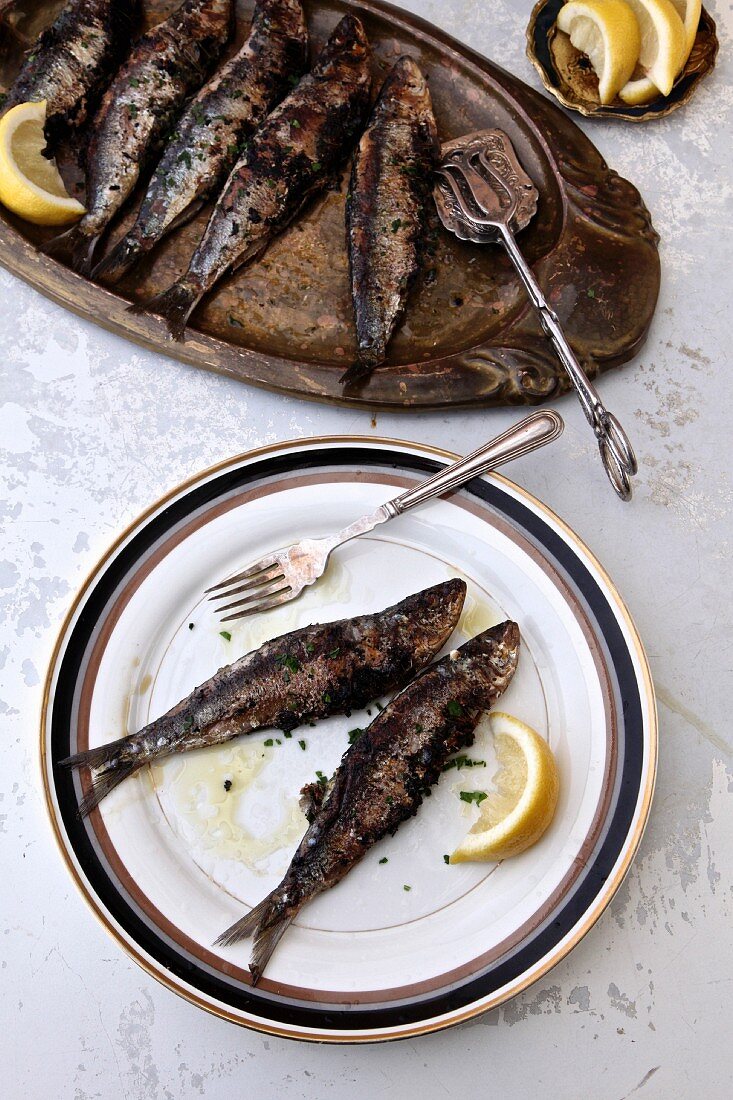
[556,0,641,104]
[0,101,85,226]
[619,0,700,104]
[617,0,686,101]
[449,712,559,863]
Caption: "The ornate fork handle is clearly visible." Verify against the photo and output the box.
[330,410,564,547]
[497,225,638,501]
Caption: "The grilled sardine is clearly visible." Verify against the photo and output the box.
[215,621,520,983]
[1,0,137,150]
[93,0,308,283]
[143,13,371,340]
[62,579,466,816]
[342,56,438,387]
[47,0,233,272]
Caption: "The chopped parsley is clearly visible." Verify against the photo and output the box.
[315,770,328,790]
[447,700,464,718]
[223,779,232,792]
[283,730,292,739]
[379,857,388,864]
[587,287,596,299]
[391,218,402,232]
[403,884,411,892]
[299,739,307,751]
[443,854,450,864]
[182,716,194,732]
[327,647,340,658]
[323,692,332,704]
[312,160,322,171]
[290,118,301,129]
[177,151,192,169]
[276,653,300,674]
[126,103,138,120]
[442,755,486,772]
[219,630,232,641]
[188,622,194,630]
[264,738,274,747]
[459,790,488,806]
[305,641,315,655]
[347,727,364,745]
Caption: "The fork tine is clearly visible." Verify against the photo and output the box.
[220,588,294,623]
[215,579,292,615]
[204,556,276,595]
[207,565,284,603]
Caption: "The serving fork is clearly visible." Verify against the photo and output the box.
[207,409,563,622]
[433,130,638,501]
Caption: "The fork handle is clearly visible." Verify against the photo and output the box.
[384,410,563,517]
[497,224,637,501]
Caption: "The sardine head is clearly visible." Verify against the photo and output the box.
[392,578,467,664]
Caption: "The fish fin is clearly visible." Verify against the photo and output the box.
[249,913,294,986]
[214,894,273,948]
[92,234,144,283]
[339,359,375,388]
[44,224,101,275]
[60,734,130,771]
[130,279,201,340]
[76,762,139,818]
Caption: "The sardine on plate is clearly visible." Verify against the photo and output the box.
[93,0,308,283]
[62,579,466,816]
[215,620,520,983]
[142,13,371,340]
[342,56,439,388]
[47,0,234,272]
[1,0,137,150]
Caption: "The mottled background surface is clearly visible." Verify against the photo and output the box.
[1,0,731,1096]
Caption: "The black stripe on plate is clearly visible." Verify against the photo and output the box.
[49,445,645,1033]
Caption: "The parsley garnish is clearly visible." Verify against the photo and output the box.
[442,755,486,772]
[220,630,231,641]
[459,790,488,805]
[188,622,194,630]
[403,884,411,891]
[315,770,328,790]
[391,218,402,232]
[264,738,274,747]
[299,739,306,751]
[305,641,315,655]
[447,700,464,717]
[224,779,232,792]
[177,151,192,169]
[347,727,363,745]
[379,857,388,864]
[443,854,450,864]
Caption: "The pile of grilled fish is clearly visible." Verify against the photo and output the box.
[62,577,521,983]
[1,0,440,386]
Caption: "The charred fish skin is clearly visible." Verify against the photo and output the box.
[143,13,372,340]
[49,0,234,273]
[93,0,309,283]
[62,579,466,816]
[1,0,137,150]
[342,56,439,388]
[215,620,520,983]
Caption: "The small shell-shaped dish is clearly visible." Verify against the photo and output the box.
[526,0,719,122]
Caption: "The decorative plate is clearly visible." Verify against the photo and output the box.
[42,437,657,1041]
[0,0,660,409]
[527,0,719,122]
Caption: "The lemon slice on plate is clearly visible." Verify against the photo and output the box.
[0,101,85,226]
[619,0,700,104]
[450,712,560,863]
[556,0,641,104]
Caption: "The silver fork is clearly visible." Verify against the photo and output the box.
[206,409,563,621]
[433,132,638,501]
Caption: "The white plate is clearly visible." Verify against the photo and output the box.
[42,436,656,1041]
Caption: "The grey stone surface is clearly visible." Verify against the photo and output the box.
[0,1,731,1096]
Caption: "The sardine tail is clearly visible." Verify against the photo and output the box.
[131,279,201,340]
[76,762,139,817]
[214,895,273,949]
[44,224,101,275]
[92,234,144,283]
[249,914,294,985]
[340,349,381,388]
[60,734,130,771]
